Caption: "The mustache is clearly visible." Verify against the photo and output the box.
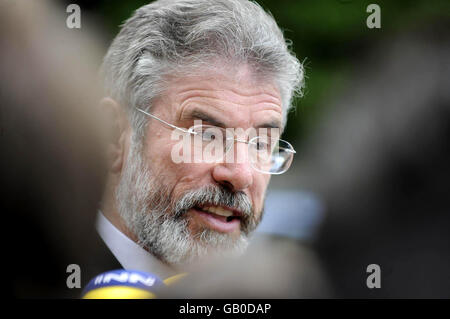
[173,184,255,232]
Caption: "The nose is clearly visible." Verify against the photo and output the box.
[212,163,253,191]
[212,142,253,191]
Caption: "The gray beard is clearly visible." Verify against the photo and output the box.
[115,140,260,266]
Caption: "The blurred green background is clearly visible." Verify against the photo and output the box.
[67,0,450,149]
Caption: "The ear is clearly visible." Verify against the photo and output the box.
[99,97,129,174]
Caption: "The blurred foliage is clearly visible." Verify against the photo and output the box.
[65,0,450,148]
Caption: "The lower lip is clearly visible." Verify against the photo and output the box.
[190,207,241,233]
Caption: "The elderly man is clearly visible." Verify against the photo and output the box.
[98,0,303,279]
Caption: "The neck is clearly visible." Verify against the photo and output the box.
[101,175,139,244]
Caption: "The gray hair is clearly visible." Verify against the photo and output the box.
[101,0,304,141]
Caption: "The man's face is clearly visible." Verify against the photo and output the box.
[117,66,283,266]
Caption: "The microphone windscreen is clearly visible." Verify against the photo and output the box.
[82,269,165,299]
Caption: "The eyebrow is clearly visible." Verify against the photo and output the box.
[189,109,226,127]
[186,109,282,129]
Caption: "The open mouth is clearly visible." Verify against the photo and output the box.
[191,204,242,233]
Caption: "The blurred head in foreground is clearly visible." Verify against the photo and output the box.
[100,0,303,269]
[1,0,108,297]
[302,22,450,298]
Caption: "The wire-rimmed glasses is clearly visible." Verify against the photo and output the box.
[135,107,296,175]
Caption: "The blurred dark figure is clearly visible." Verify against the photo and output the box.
[155,234,330,298]
[0,0,114,298]
[299,22,450,298]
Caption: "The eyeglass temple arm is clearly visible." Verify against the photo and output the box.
[135,107,192,134]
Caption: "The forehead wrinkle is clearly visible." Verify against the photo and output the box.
[168,74,283,128]
[175,87,281,109]
[170,73,282,105]
[178,95,282,114]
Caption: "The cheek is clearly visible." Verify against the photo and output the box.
[144,137,214,189]
[251,174,270,211]
[143,136,178,178]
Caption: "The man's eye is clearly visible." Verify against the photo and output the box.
[256,141,269,151]
[202,131,216,141]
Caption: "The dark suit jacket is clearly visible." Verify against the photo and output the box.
[78,232,123,292]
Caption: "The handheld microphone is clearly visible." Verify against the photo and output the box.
[81,269,165,299]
